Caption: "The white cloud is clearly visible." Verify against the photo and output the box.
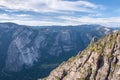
[88,13,103,17]
[0,13,32,20]
[0,13,62,26]
[0,13,120,27]
[0,0,104,13]
[59,16,120,27]
[0,14,11,20]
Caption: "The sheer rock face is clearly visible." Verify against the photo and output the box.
[42,31,120,80]
[5,29,39,72]
[0,23,113,72]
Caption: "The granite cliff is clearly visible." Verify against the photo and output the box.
[42,31,120,80]
[0,23,115,80]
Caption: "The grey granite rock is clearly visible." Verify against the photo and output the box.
[42,31,120,80]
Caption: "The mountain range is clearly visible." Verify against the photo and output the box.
[0,23,118,80]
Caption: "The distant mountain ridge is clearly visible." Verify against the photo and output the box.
[0,22,116,80]
[42,31,120,80]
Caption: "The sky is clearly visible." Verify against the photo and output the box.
[0,0,120,27]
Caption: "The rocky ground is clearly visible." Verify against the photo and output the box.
[42,31,120,80]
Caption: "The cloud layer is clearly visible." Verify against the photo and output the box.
[0,0,120,27]
[0,0,103,12]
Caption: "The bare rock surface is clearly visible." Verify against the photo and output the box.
[42,31,120,80]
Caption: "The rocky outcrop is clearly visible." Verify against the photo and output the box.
[42,31,120,80]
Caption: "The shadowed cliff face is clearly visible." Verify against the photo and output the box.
[0,23,114,80]
[42,31,120,80]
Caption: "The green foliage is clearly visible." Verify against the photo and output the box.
[110,72,114,77]
[76,78,86,80]
[55,76,60,80]
[89,45,97,51]
[105,53,113,58]
[68,56,76,62]
[87,67,92,73]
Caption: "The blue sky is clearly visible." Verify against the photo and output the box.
[0,0,120,27]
